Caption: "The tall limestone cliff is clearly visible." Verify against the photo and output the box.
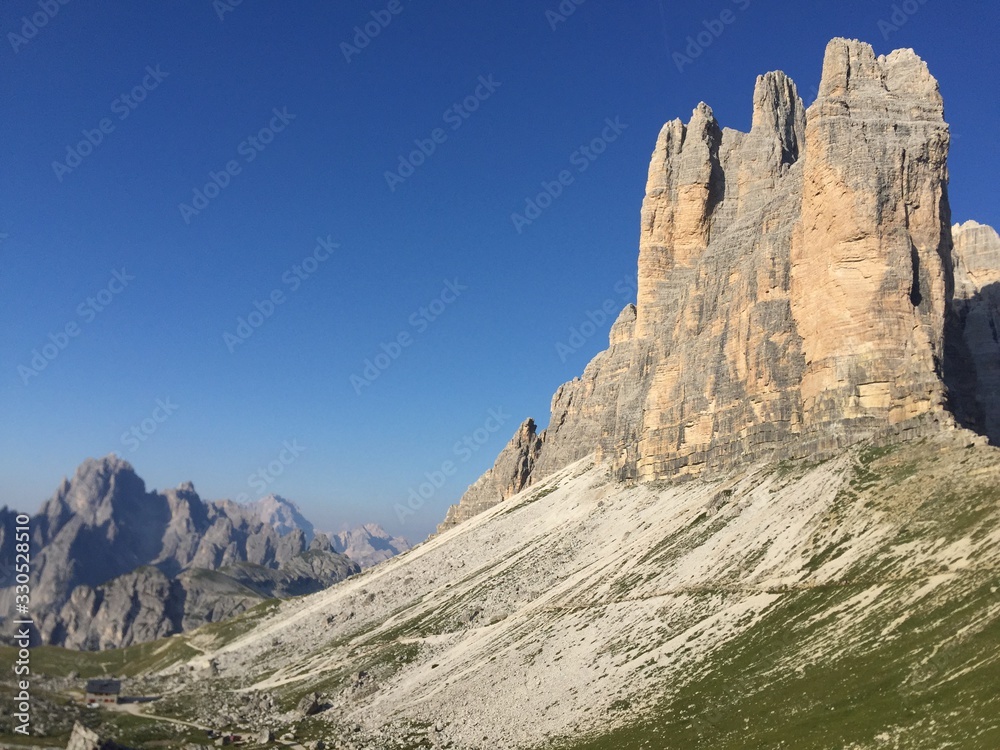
[790,40,952,451]
[440,38,1000,532]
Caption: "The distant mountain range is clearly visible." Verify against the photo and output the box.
[327,523,411,569]
[247,494,411,568]
[0,456,409,649]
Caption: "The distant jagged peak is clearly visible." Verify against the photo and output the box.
[953,219,1000,257]
[952,218,1000,293]
[70,452,136,482]
[55,453,145,516]
[244,493,315,542]
[954,219,993,233]
[327,523,411,569]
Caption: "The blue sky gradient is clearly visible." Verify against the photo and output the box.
[2,1,998,542]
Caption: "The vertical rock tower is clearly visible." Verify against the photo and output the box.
[790,40,952,449]
[439,39,998,532]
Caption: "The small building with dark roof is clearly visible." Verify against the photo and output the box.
[84,678,121,705]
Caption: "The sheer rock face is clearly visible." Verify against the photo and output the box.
[790,40,953,450]
[947,221,1000,442]
[442,38,1000,528]
[635,69,808,480]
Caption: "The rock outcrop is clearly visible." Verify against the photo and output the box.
[0,456,359,649]
[440,419,543,529]
[65,722,134,750]
[441,38,1000,529]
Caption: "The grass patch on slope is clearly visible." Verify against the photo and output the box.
[0,636,199,679]
[0,598,281,682]
[550,577,1000,750]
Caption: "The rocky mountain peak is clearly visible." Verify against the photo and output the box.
[328,524,411,569]
[816,38,942,110]
[953,220,1000,288]
[57,454,144,517]
[1,460,377,649]
[793,37,952,445]
[440,38,1000,532]
[250,494,315,542]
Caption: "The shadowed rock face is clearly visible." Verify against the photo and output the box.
[946,221,1000,442]
[442,38,1000,529]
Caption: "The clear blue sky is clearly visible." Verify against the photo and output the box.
[2,1,998,543]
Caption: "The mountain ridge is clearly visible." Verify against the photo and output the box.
[0,456,408,649]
